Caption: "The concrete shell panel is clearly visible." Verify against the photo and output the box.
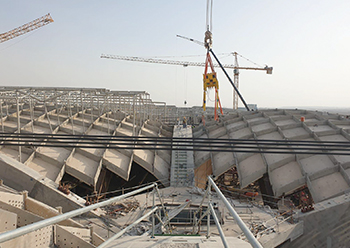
[212,152,235,178]
[308,124,335,133]
[0,147,30,163]
[154,154,170,184]
[258,131,283,140]
[251,122,275,135]
[208,126,227,139]
[133,149,155,173]
[103,149,131,181]
[226,120,246,132]
[300,155,336,177]
[269,161,305,196]
[320,134,350,164]
[274,119,297,127]
[37,147,71,163]
[66,151,100,186]
[194,133,210,167]
[238,154,266,188]
[229,127,252,139]
[245,116,266,125]
[27,157,62,182]
[282,127,309,139]
[311,172,350,202]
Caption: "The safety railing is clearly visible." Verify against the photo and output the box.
[194,176,263,248]
[0,183,158,245]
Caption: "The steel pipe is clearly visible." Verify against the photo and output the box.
[209,202,229,248]
[208,176,263,248]
[97,207,158,248]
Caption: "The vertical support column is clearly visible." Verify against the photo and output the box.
[151,188,156,238]
[81,90,85,133]
[76,92,79,114]
[29,97,34,133]
[44,93,53,133]
[129,96,132,113]
[138,96,142,128]
[164,104,166,123]
[143,95,146,122]
[16,91,22,163]
[90,93,94,124]
[98,96,100,116]
[55,90,60,126]
[1,99,4,133]
[132,95,136,136]
[207,180,211,238]
[107,93,110,134]
[68,95,75,135]
[113,95,116,127]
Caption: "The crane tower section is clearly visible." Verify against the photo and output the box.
[0,13,54,43]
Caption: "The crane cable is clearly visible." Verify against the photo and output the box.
[204,0,213,49]
[203,0,222,120]
[206,0,213,32]
[235,52,264,68]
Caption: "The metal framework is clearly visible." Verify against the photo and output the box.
[0,87,173,188]
[0,87,168,135]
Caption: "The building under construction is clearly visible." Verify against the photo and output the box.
[1,6,350,248]
[0,86,350,247]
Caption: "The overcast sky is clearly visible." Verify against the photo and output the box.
[0,1,349,109]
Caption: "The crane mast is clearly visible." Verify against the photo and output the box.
[0,13,54,43]
[232,52,272,109]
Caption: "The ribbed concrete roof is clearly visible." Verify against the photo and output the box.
[193,109,350,203]
[0,88,172,194]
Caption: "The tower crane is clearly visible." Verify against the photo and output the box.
[0,13,54,43]
[101,53,273,110]
[232,52,272,109]
[100,54,235,69]
[176,35,273,110]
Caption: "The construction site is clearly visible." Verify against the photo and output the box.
[1,3,350,248]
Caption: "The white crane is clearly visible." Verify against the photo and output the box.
[101,53,272,109]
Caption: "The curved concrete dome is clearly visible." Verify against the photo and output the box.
[193,109,350,203]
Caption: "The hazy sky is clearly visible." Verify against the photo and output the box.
[1,1,349,109]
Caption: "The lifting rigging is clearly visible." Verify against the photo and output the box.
[202,0,223,121]
[0,13,54,44]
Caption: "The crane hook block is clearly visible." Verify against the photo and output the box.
[204,30,213,49]
[203,72,219,91]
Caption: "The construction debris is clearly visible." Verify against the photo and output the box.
[215,168,259,200]
[102,198,140,218]
[58,182,70,195]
